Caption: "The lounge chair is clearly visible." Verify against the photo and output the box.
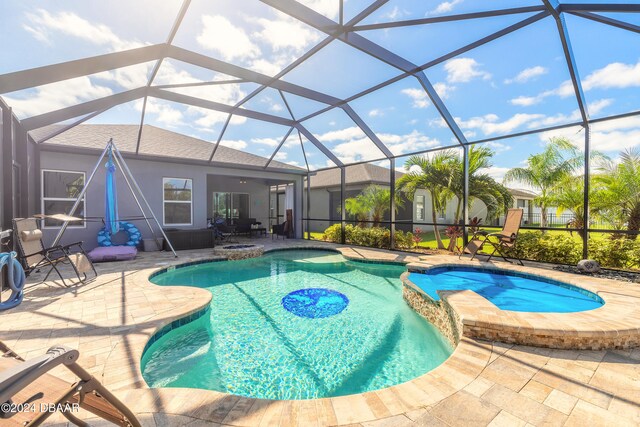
[12,218,97,287]
[460,208,524,266]
[0,342,141,427]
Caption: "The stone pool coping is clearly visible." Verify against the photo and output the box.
[101,244,494,425]
[402,261,640,350]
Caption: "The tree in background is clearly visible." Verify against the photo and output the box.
[343,185,403,228]
[592,148,640,239]
[551,177,589,242]
[446,145,512,251]
[396,150,456,249]
[504,137,583,228]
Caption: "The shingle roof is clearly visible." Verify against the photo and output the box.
[30,124,305,172]
[310,163,401,189]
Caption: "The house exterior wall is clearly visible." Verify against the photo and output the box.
[410,189,488,232]
[308,188,332,232]
[38,149,302,250]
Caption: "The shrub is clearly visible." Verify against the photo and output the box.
[503,231,581,265]
[322,224,415,249]
[322,223,342,243]
[394,230,416,249]
[588,237,639,270]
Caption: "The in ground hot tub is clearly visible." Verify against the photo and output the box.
[407,266,603,313]
[213,244,264,260]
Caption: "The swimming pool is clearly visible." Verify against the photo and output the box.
[142,250,452,400]
[408,266,604,313]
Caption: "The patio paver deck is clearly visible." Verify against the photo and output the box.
[1,239,638,426]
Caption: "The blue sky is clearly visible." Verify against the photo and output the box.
[1,0,639,177]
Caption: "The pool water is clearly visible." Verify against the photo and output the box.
[408,266,604,313]
[142,250,452,400]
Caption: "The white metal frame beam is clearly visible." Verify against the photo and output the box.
[21,87,148,131]
[0,44,165,94]
[543,0,589,123]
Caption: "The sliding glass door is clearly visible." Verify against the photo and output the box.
[213,192,250,222]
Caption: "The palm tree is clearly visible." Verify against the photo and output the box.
[550,177,588,242]
[504,137,583,228]
[446,145,513,251]
[343,185,403,228]
[396,150,457,249]
[448,145,513,224]
[344,195,369,227]
[593,148,640,239]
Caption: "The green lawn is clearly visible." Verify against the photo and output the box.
[306,227,608,249]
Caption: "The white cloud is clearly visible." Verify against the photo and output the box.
[504,66,548,84]
[249,58,284,76]
[4,77,113,117]
[13,9,152,117]
[583,60,640,90]
[478,166,510,182]
[197,15,260,61]
[383,6,410,20]
[251,137,280,147]
[141,99,184,127]
[369,109,383,117]
[219,139,248,150]
[253,15,321,54]
[429,0,464,15]
[511,60,640,110]
[444,58,491,83]
[527,98,613,129]
[589,98,613,115]
[458,113,544,136]
[434,82,454,99]
[484,141,512,153]
[23,9,143,51]
[93,63,151,90]
[379,130,441,155]
[401,88,430,108]
[510,80,574,107]
[555,80,575,98]
[313,126,440,162]
[539,118,640,153]
[297,0,339,20]
[317,126,367,142]
[510,96,540,107]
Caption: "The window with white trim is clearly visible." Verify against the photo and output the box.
[163,177,193,226]
[41,169,86,228]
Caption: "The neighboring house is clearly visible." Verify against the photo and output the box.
[501,188,562,226]
[307,163,412,232]
[306,168,550,234]
[28,124,306,249]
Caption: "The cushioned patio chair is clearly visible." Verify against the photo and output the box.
[0,342,141,427]
[12,218,97,287]
[460,208,524,266]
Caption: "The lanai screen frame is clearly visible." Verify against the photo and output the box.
[1,0,639,259]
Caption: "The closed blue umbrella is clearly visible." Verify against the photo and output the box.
[105,147,119,235]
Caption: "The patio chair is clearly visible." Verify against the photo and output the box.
[12,218,97,287]
[216,224,239,243]
[0,342,141,427]
[271,221,290,240]
[459,208,524,266]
